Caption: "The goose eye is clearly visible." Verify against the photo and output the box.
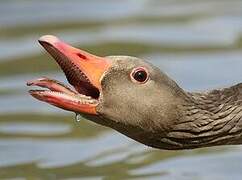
[131,67,149,83]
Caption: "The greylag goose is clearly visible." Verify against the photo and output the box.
[27,35,242,150]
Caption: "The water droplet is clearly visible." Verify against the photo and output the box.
[75,113,82,122]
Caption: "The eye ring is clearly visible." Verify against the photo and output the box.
[130,67,149,84]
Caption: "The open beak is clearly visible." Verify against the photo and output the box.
[27,35,111,115]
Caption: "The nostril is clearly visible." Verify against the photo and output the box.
[77,53,87,60]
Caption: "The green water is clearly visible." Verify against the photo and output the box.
[0,0,242,179]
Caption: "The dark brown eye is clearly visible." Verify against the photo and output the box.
[131,67,149,83]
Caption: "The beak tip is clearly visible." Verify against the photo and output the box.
[28,90,37,97]
[38,35,60,44]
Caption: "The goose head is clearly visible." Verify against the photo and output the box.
[27,35,242,150]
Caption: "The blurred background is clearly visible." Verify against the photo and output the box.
[0,0,242,179]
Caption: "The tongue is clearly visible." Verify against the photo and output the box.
[27,77,77,95]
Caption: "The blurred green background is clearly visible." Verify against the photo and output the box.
[0,0,242,179]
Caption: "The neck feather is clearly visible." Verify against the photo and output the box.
[164,83,242,149]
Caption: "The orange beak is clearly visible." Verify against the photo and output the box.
[38,35,111,90]
[27,35,111,115]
